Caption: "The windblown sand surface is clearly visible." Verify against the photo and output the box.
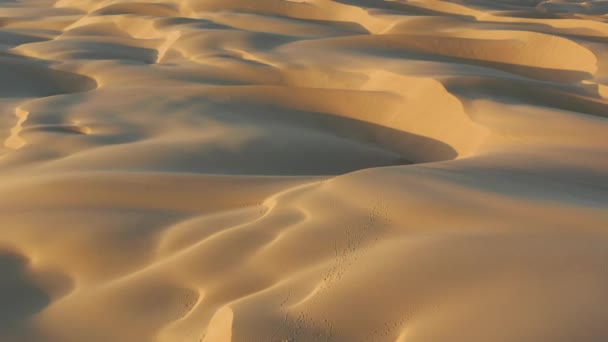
[1,0,608,341]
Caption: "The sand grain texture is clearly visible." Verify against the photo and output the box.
[1,0,608,341]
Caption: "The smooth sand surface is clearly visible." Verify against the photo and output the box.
[1,0,608,341]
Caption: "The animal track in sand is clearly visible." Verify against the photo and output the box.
[266,198,392,341]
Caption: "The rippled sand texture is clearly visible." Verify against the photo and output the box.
[1,0,608,341]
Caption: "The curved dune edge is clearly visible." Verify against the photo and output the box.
[1,0,608,341]
[4,108,29,150]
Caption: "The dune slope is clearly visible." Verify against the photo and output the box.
[1,0,608,341]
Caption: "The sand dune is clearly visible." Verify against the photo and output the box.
[1,0,608,341]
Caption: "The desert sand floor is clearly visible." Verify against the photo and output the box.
[1,0,608,341]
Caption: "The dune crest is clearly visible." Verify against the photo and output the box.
[1,0,608,341]
[4,108,29,150]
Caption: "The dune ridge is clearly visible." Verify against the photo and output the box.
[1,0,608,341]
